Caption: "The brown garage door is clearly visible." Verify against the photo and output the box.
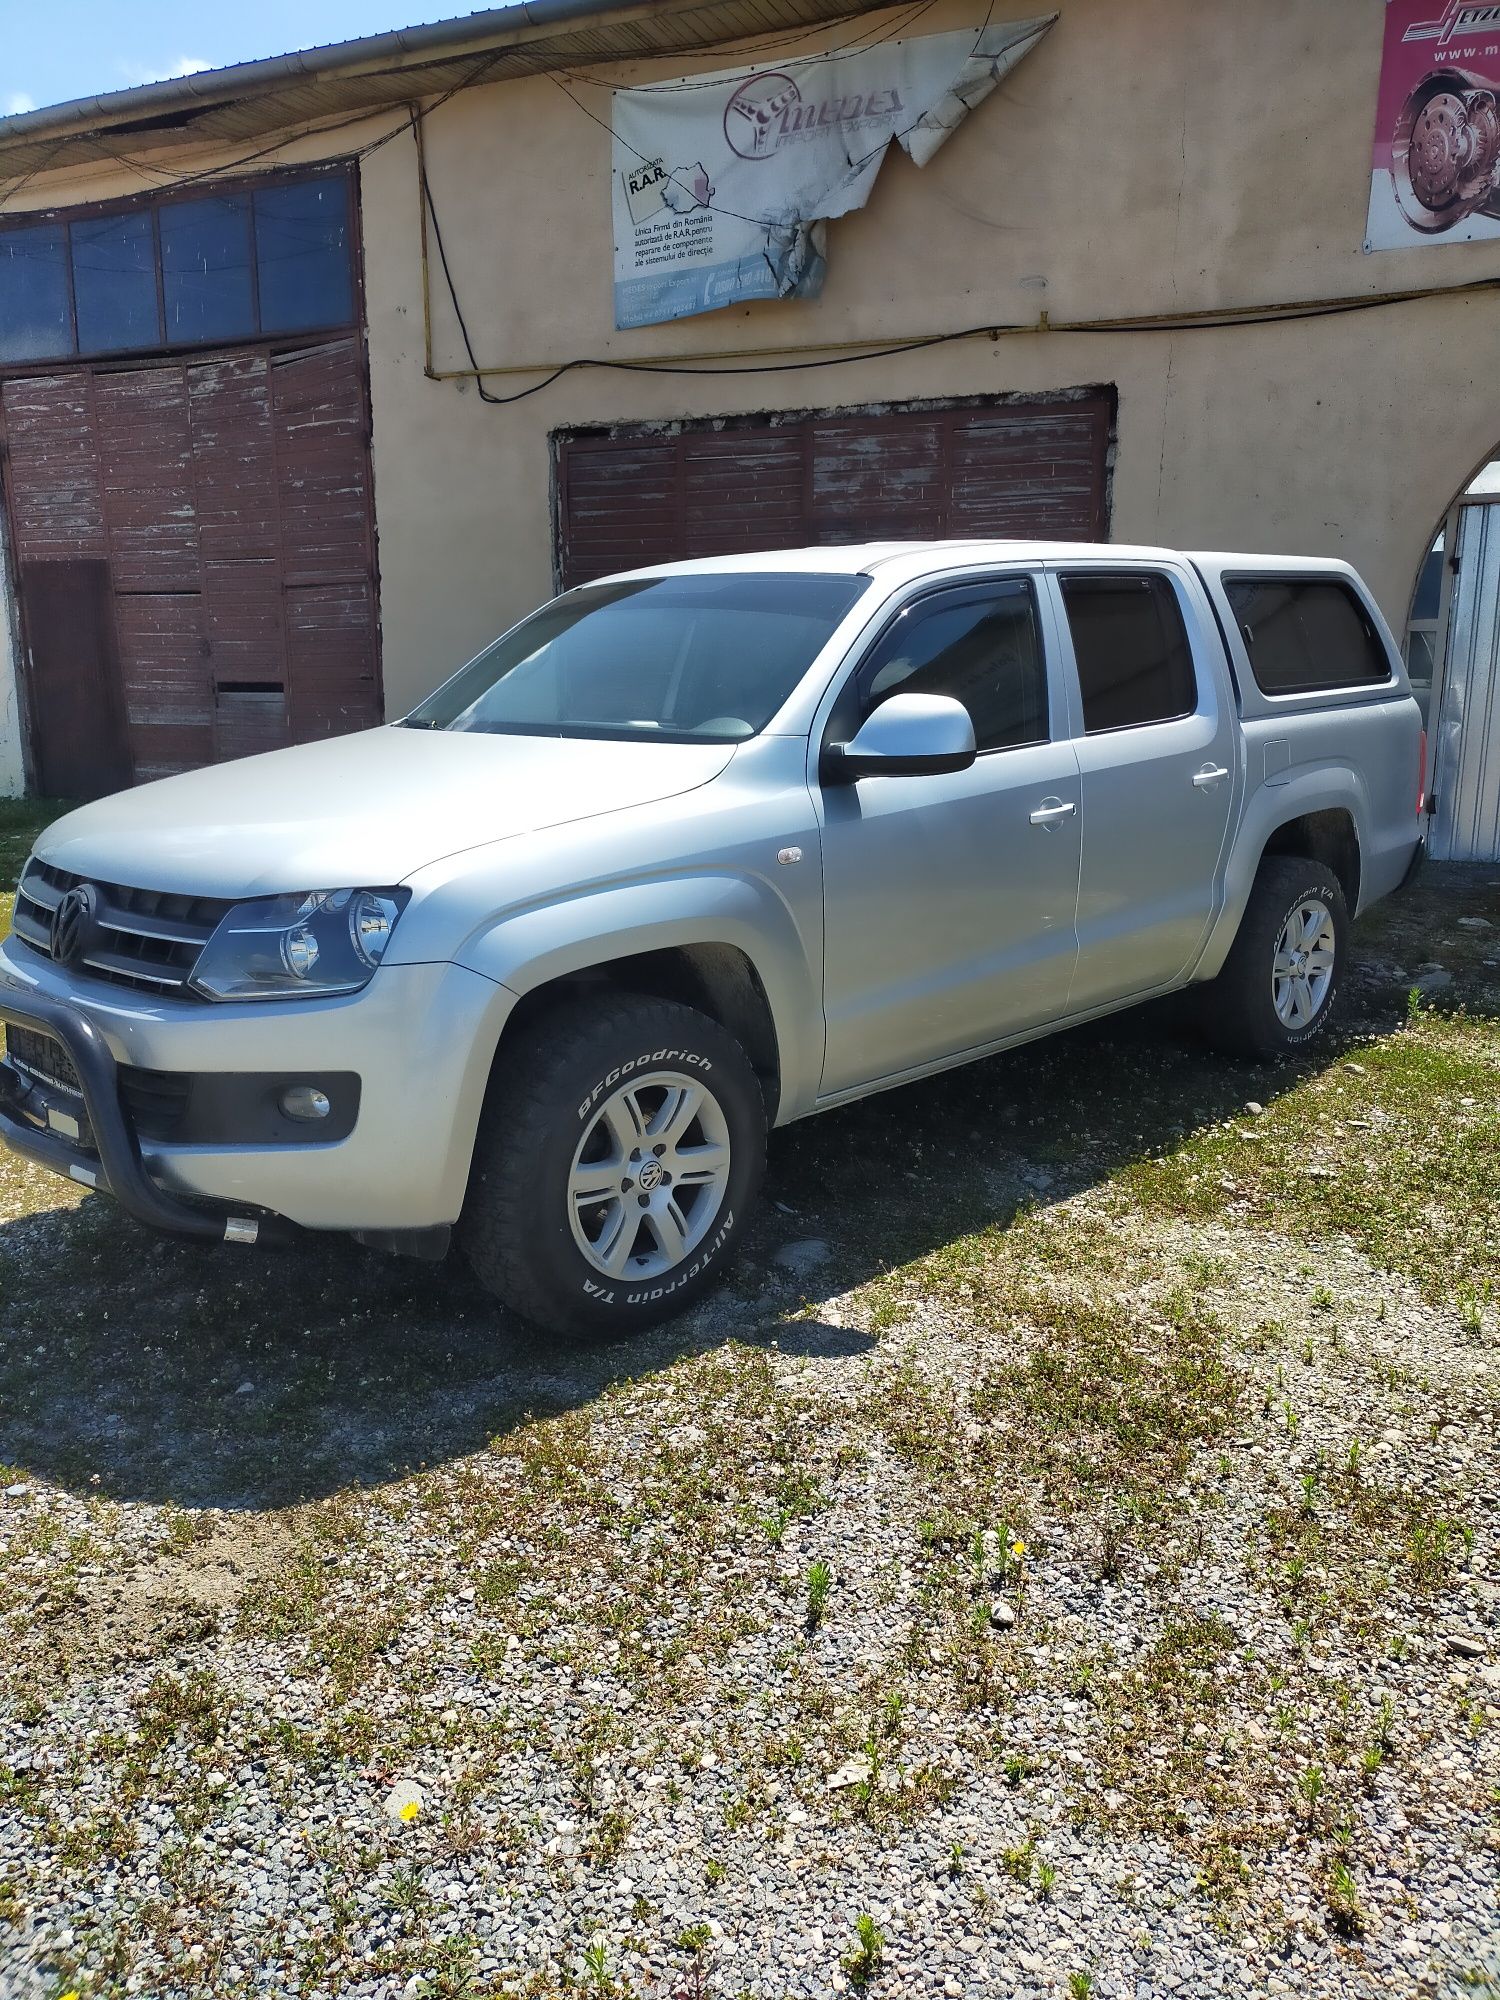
[554,392,1114,590]
[0,334,381,796]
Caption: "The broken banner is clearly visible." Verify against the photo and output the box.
[610,16,1057,331]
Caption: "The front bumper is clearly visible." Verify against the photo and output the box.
[0,987,268,1241]
[0,940,516,1234]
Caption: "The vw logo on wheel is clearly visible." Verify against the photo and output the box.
[49,883,99,969]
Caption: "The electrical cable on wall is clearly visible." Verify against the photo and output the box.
[10,27,1500,412]
[417,92,1500,408]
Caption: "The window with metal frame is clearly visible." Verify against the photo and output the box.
[846,580,1049,754]
[0,223,71,362]
[160,195,255,346]
[0,169,356,367]
[1059,571,1197,733]
[1225,576,1394,697]
[1404,541,1445,691]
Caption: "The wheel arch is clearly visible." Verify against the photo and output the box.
[457,871,824,1128]
[1261,807,1361,912]
[498,940,784,1122]
[1195,773,1367,981]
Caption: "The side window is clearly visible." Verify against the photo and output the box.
[852,580,1048,753]
[1059,572,1197,733]
[1224,577,1393,695]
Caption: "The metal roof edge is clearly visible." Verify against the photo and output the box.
[0,0,838,148]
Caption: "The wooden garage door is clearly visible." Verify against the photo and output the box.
[555,394,1113,590]
[0,335,381,794]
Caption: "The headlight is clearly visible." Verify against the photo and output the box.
[190,888,409,1002]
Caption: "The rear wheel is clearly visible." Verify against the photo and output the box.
[461,994,766,1339]
[1199,857,1348,1056]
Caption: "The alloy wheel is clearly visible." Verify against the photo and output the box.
[567,1072,733,1280]
[1272,898,1336,1029]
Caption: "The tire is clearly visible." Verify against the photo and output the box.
[1198,857,1348,1057]
[461,994,766,1339]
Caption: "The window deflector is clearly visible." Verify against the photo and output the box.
[821,573,1052,767]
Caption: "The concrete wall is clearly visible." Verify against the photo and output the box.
[6,0,1500,734]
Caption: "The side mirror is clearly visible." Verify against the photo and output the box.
[823,692,977,782]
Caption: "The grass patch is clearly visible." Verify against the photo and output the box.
[862,1214,1243,1532]
[1115,1010,1500,1306]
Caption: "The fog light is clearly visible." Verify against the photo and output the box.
[280,1085,331,1121]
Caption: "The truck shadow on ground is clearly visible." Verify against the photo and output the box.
[0,868,1493,1510]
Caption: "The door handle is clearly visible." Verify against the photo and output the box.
[1192,764,1231,789]
[1029,797,1077,827]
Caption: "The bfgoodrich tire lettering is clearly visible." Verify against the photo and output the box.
[1200,856,1349,1057]
[462,995,766,1339]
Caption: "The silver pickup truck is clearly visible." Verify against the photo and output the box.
[0,542,1425,1336]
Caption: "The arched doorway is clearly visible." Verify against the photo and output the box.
[1406,455,1500,860]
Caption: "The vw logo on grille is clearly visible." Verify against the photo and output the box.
[49,883,99,969]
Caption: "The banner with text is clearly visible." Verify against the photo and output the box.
[611,17,1056,330]
[1367,1,1500,249]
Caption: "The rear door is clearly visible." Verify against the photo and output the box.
[1048,563,1238,1009]
[817,573,1082,1096]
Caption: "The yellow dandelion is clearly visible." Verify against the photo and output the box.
[399,1799,420,1822]
[1010,1539,1027,1559]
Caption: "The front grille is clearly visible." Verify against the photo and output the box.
[5,1023,83,1095]
[3,1022,191,1141]
[12,860,230,996]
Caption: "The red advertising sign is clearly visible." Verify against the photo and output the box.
[1367,2,1500,247]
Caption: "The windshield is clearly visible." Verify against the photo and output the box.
[402,572,870,743]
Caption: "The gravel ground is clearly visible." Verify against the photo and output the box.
[0,861,1496,2000]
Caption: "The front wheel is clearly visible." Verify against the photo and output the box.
[461,994,766,1339]
[1198,857,1348,1057]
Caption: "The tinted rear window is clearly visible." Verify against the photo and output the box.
[1059,572,1197,732]
[1225,578,1392,696]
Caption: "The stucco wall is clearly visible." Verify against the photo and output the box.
[354,0,1500,711]
[5,0,1500,736]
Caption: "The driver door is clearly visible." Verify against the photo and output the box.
[817,576,1082,1098]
